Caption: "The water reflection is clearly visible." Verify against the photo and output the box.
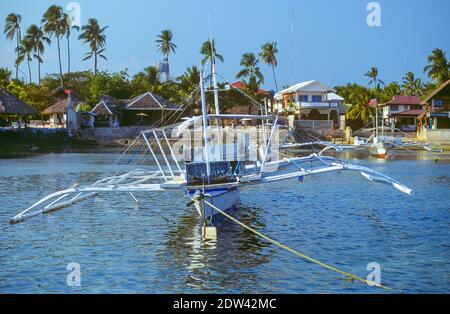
[161,203,273,291]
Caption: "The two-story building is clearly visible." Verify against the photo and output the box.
[273,80,344,129]
[380,95,425,132]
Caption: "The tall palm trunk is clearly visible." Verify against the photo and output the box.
[15,31,19,80]
[37,50,41,85]
[94,50,97,75]
[56,35,64,87]
[67,35,71,73]
[272,64,278,91]
[27,56,31,84]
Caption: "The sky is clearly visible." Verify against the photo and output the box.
[0,0,449,91]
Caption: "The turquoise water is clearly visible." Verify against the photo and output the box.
[0,153,448,293]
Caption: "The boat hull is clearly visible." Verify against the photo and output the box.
[189,187,239,219]
[369,143,387,158]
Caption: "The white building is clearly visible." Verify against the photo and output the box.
[274,80,344,128]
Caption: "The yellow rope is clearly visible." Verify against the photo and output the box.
[203,199,393,291]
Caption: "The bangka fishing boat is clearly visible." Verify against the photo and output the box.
[9,66,414,228]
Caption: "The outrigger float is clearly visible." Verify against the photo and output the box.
[9,66,414,227]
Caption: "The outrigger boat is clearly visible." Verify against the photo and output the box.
[9,66,414,228]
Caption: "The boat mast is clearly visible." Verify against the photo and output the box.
[209,14,222,159]
[375,102,379,142]
[209,14,220,116]
[200,70,211,179]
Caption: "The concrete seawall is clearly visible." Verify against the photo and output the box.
[417,128,450,149]
[79,126,152,145]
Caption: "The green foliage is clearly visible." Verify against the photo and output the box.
[423,48,450,85]
[130,66,162,96]
[260,42,278,91]
[0,67,12,87]
[18,84,53,113]
[87,70,132,105]
[78,18,107,75]
[155,29,176,60]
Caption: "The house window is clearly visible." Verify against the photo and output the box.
[390,105,399,111]
[311,95,322,102]
[299,95,308,102]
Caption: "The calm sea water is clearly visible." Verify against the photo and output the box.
[0,152,448,293]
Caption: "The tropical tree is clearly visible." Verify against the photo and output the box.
[3,13,22,80]
[0,67,12,88]
[345,86,376,127]
[0,67,12,81]
[236,53,264,85]
[423,48,450,85]
[365,67,385,92]
[235,53,265,114]
[177,66,200,94]
[200,39,224,86]
[64,14,79,74]
[175,66,200,114]
[79,18,108,76]
[131,66,163,95]
[24,24,51,85]
[259,42,279,91]
[42,5,67,87]
[16,38,34,84]
[155,29,176,62]
[383,81,402,100]
[402,72,422,96]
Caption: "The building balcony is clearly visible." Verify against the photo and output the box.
[296,101,339,108]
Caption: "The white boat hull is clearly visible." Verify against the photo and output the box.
[190,188,239,219]
[369,142,387,158]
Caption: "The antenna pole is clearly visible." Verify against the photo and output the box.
[290,7,294,85]
[200,70,211,178]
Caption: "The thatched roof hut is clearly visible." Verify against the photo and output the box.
[0,87,37,115]
[43,89,86,115]
[124,91,181,111]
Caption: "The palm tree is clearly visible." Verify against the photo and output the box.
[3,13,22,80]
[346,87,376,124]
[64,13,79,74]
[155,29,176,62]
[200,39,224,86]
[79,18,108,75]
[16,38,33,84]
[383,81,401,100]
[236,53,264,85]
[131,66,163,95]
[24,24,51,85]
[365,67,385,91]
[424,48,450,85]
[0,67,12,82]
[259,42,279,91]
[177,65,200,93]
[42,5,67,87]
[402,72,422,96]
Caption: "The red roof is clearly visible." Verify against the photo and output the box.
[368,98,378,107]
[385,95,421,106]
[390,109,425,116]
[231,81,268,95]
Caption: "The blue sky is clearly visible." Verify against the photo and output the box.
[1,0,449,90]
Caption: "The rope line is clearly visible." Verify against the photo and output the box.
[203,199,393,291]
